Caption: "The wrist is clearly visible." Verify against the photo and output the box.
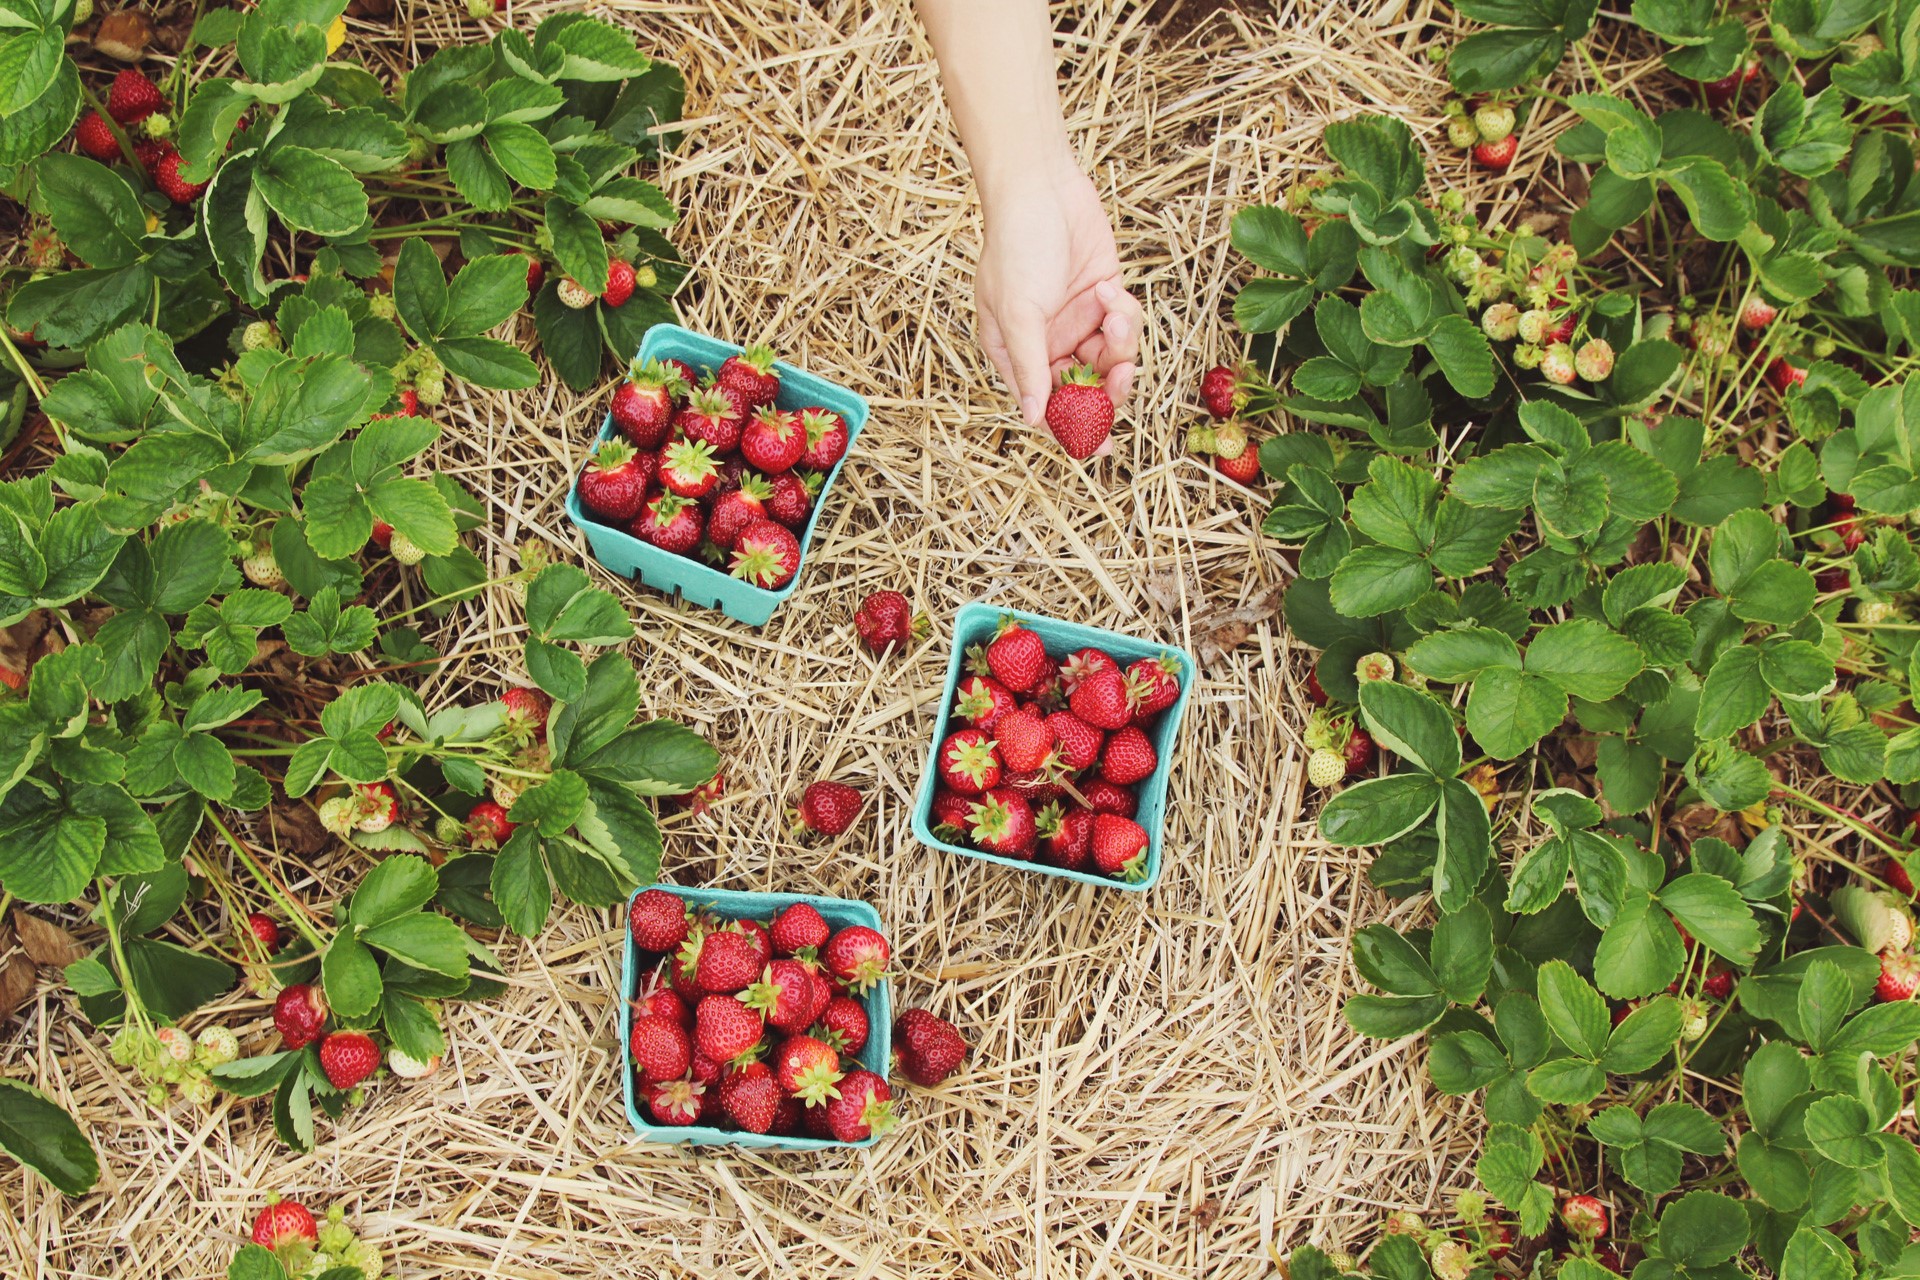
[975,138,1079,223]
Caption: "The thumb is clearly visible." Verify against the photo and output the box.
[1002,308,1056,427]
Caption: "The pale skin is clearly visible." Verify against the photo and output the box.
[913,0,1143,432]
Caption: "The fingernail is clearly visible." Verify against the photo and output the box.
[1020,395,1040,424]
[1096,281,1120,303]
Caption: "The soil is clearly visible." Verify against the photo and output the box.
[1146,0,1267,44]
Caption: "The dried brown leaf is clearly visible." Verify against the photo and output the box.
[11,909,82,969]
[92,10,154,61]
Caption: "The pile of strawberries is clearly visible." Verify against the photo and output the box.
[927,617,1179,882]
[1187,364,1270,483]
[577,345,850,591]
[72,70,207,205]
[625,890,966,1142]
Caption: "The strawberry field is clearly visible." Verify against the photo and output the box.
[5,0,1920,1276]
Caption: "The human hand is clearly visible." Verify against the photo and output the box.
[974,164,1141,431]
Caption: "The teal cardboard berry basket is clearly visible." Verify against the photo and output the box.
[619,884,892,1150]
[910,603,1194,892]
[566,324,870,626]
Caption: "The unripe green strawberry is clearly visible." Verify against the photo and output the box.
[1481,303,1520,340]
[318,794,359,837]
[1355,652,1395,684]
[140,113,172,140]
[1516,309,1553,345]
[1678,998,1708,1041]
[73,0,92,20]
[1447,117,1481,149]
[177,1073,214,1106]
[634,263,659,289]
[465,0,491,15]
[1541,342,1577,385]
[1445,246,1482,281]
[390,530,427,565]
[366,293,397,320]
[1473,103,1515,142]
[241,546,283,587]
[195,1026,240,1066]
[557,277,595,309]
[241,321,278,351]
[414,371,445,408]
[413,347,443,379]
[491,772,530,809]
[1574,338,1615,381]
[1308,748,1346,788]
[1513,343,1543,369]
[433,814,467,844]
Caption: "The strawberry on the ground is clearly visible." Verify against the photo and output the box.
[1046,711,1104,772]
[1080,778,1138,816]
[822,925,890,994]
[465,799,515,849]
[1876,951,1920,1002]
[318,1031,380,1089]
[1098,724,1158,786]
[894,1008,967,1086]
[602,259,636,308]
[76,111,120,161]
[674,386,744,453]
[1070,665,1133,731]
[824,1069,895,1141]
[718,1060,783,1133]
[791,780,863,838]
[502,686,550,741]
[245,912,282,952]
[729,518,801,589]
[1217,448,1263,484]
[1036,802,1095,870]
[612,361,682,448]
[1472,133,1518,171]
[646,1077,707,1126]
[993,707,1056,773]
[772,1034,846,1105]
[740,406,807,474]
[1044,364,1114,459]
[716,344,782,409]
[953,675,1017,732]
[798,407,849,470]
[628,888,691,953]
[939,727,1003,794]
[815,995,869,1055]
[743,959,818,1034]
[251,1197,319,1251]
[986,618,1049,692]
[1560,1195,1608,1239]
[629,1014,693,1082]
[694,994,765,1062]
[1090,813,1151,880]
[969,788,1038,859]
[692,930,762,996]
[273,984,328,1049]
[764,471,814,527]
[634,492,705,554]
[769,902,830,956]
[854,589,923,653]
[107,69,164,125]
[578,440,649,522]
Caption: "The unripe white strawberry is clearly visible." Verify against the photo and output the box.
[1308,748,1346,789]
[1445,246,1483,281]
[1212,419,1249,460]
[1541,343,1577,385]
[556,277,595,309]
[177,1073,215,1106]
[1325,1251,1359,1273]
[354,782,398,833]
[388,1047,441,1079]
[1517,309,1553,345]
[1430,1241,1471,1280]
[1574,338,1615,382]
[1384,1210,1425,1234]
[241,321,278,351]
[1858,600,1900,625]
[342,1239,384,1279]
[241,547,283,587]
[389,530,428,565]
[1447,117,1482,150]
[318,794,359,837]
[1473,103,1515,143]
[1481,303,1521,340]
[491,772,530,809]
[195,1026,240,1066]
[154,1027,194,1064]
[1355,652,1395,684]
[1887,908,1915,954]
[1679,998,1708,1041]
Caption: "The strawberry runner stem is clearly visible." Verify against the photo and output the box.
[205,809,332,954]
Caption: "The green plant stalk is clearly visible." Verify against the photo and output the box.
[205,809,331,954]
[94,879,153,1035]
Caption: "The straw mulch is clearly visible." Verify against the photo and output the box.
[7,1,1503,1274]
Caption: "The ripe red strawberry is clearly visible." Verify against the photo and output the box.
[994,707,1056,773]
[1037,802,1095,870]
[251,1197,319,1250]
[694,995,765,1062]
[674,386,743,453]
[646,1077,707,1126]
[318,1030,380,1089]
[740,406,807,474]
[523,253,545,294]
[1345,726,1376,776]
[769,1094,806,1136]
[692,930,762,995]
[634,976,690,1025]
[1002,766,1063,808]
[1472,133,1518,171]
[657,439,721,499]
[894,1008,967,1086]
[1091,813,1150,880]
[743,958,818,1034]
[1560,1195,1608,1239]
[465,799,515,848]
[765,471,814,527]
[628,888,691,953]
[1888,859,1915,897]
[1768,357,1806,392]
[662,358,699,387]
[813,994,870,1055]
[769,902,830,956]
[107,69,165,125]
[628,1014,692,1081]
[791,780,863,837]
[1703,966,1735,1000]
[985,619,1049,693]
[1080,778,1137,817]
[1070,666,1132,731]
[854,589,921,653]
[1200,364,1244,419]
[969,788,1038,859]
[716,344,781,409]
[939,727,1003,794]
[704,476,769,552]
[1046,711,1104,772]
[824,1069,895,1141]
[132,135,168,177]
[822,925,890,994]
[797,407,849,470]
[730,518,801,589]
[371,520,394,549]
[1877,951,1920,1002]
[634,491,704,555]
[1044,364,1114,459]
[1058,648,1119,695]
[1125,655,1183,721]
[273,983,329,1049]
[75,111,120,161]
[502,686,550,740]
[153,150,205,205]
[772,1033,846,1105]
[612,362,682,448]
[689,1049,725,1085]
[719,1060,783,1133]
[1740,296,1777,330]
[1098,724,1158,786]
[578,440,649,522]
[929,787,977,841]
[602,259,636,307]
[245,912,282,952]
[954,675,1016,732]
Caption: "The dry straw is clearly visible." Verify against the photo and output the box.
[0,0,1598,1273]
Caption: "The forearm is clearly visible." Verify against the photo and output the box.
[914,0,1076,213]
